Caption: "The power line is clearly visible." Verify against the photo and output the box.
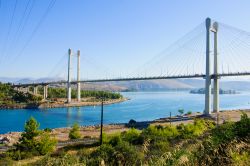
[0,0,18,64]
[10,0,57,64]
[7,0,33,53]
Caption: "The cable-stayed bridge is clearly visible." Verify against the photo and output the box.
[13,18,250,115]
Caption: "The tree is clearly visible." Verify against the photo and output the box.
[69,123,81,139]
[178,109,184,116]
[36,132,57,155]
[178,109,184,121]
[13,117,41,159]
[14,117,57,159]
[16,117,40,151]
[22,117,40,139]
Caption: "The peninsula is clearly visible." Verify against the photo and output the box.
[0,83,125,109]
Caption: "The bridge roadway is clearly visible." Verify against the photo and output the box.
[13,72,250,87]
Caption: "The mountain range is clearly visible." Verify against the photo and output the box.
[1,77,250,91]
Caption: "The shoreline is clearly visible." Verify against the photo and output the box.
[0,97,128,110]
[1,109,249,146]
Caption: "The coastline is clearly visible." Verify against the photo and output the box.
[1,109,249,146]
[0,97,128,110]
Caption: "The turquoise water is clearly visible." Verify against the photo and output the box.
[0,91,250,134]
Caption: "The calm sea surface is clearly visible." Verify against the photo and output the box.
[1,91,250,134]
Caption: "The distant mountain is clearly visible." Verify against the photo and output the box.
[179,79,204,88]
[180,79,250,91]
[0,77,22,83]
[220,81,250,90]
[1,77,250,91]
[107,80,193,91]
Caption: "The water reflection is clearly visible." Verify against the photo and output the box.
[76,107,82,121]
[66,107,72,127]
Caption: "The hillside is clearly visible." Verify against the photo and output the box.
[2,77,250,91]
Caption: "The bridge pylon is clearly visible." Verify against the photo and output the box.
[204,17,212,115]
[77,50,81,102]
[212,22,219,113]
[204,18,220,115]
[67,48,72,103]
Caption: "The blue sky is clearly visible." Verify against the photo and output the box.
[1,0,250,79]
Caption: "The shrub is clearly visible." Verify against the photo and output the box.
[148,140,169,157]
[109,135,122,146]
[69,123,81,139]
[142,125,179,142]
[0,156,14,166]
[36,132,57,155]
[35,154,79,166]
[121,128,143,144]
[234,113,250,137]
[177,119,213,139]
[127,119,137,128]
[44,128,52,132]
[211,121,235,145]
[90,144,116,165]
[114,141,144,165]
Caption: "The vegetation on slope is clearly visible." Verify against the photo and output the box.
[0,82,123,108]
[1,113,249,165]
[1,117,57,162]
[0,83,42,106]
[46,87,123,100]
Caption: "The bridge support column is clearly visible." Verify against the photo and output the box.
[25,87,29,93]
[43,85,48,100]
[33,86,38,95]
[77,50,81,102]
[212,22,219,113]
[204,18,211,115]
[67,48,72,103]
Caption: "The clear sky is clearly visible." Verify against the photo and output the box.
[1,0,250,79]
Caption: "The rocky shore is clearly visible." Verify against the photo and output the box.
[0,98,128,110]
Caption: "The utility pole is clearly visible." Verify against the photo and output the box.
[212,22,219,113]
[67,48,72,103]
[77,50,81,102]
[100,98,104,145]
[204,18,211,115]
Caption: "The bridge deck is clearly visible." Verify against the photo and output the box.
[13,72,250,87]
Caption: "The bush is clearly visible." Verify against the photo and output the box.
[211,121,235,145]
[177,119,213,139]
[44,128,52,132]
[36,132,57,155]
[89,144,116,165]
[121,128,143,144]
[148,140,169,157]
[35,154,79,166]
[127,119,137,128]
[234,113,250,137]
[109,135,122,146]
[141,125,179,142]
[69,123,81,139]
[114,141,144,165]
[0,156,14,166]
